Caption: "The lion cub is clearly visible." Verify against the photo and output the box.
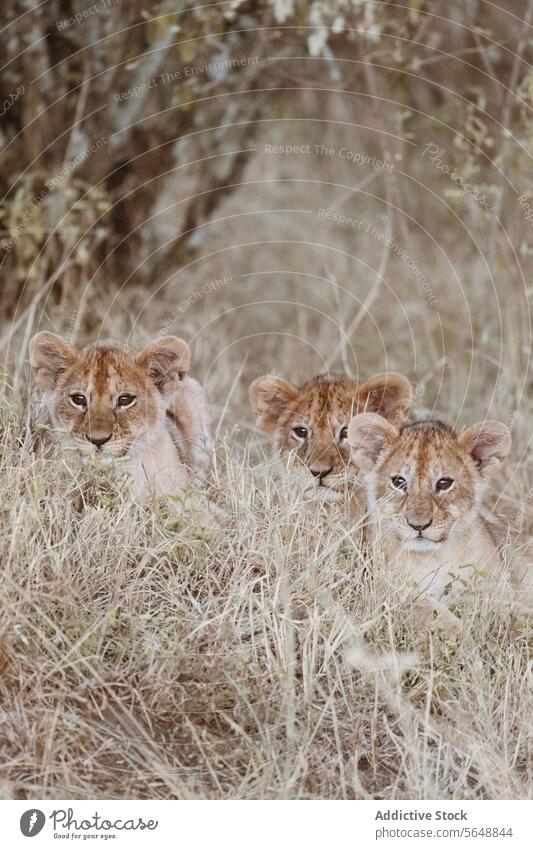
[30,332,212,498]
[249,371,412,505]
[347,414,512,634]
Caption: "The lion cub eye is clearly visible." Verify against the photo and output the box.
[70,393,87,409]
[117,394,136,409]
[339,426,348,442]
[436,477,454,492]
[293,426,308,439]
[391,475,407,491]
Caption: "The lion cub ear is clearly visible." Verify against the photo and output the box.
[249,375,299,432]
[137,336,191,394]
[458,420,511,478]
[29,331,77,391]
[347,412,398,472]
[356,372,412,425]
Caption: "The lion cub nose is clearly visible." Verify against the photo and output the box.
[86,433,112,448]
[407,518,433,531]
[310,466,333,481]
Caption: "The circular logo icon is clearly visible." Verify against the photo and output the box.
[20,809,46,837]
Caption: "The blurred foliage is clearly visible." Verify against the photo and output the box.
[0,0,532,332]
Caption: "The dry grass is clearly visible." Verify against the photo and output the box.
[0,384,531,799]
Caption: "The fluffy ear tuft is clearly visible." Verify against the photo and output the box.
[357,372,412,425]
[29,331,77,391]
[137,336,191,394]
[249,375,299,433]
[458,420,511,478]
[347,412,398,471]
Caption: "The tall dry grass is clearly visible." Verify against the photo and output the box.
[0,383,531,799]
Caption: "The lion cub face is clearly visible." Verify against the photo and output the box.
[249,372,412,493]
[348,414,511,551]
[30,332,190,458]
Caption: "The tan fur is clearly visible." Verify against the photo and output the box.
[348,414,512,635]
[249,371,412,504]
[30,332,212,498]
